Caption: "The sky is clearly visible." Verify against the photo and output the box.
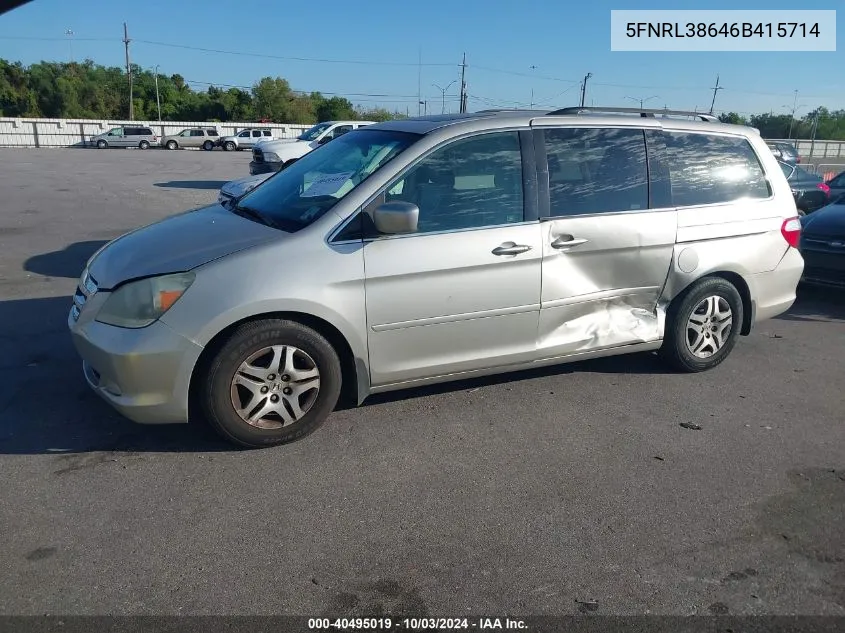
[0,0,842,118]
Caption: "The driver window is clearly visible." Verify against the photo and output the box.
[179,130,191,137]
[380,132,524,234]
[238,131,250,138]
[108,128,122,136]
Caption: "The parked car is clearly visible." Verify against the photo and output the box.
[767,141,801,164]
[780,161,830,214]
[69,108,803,448]
[799,198,845,287]
[90,126,158,149]
[826,170,845,202]
[161,128,220,151]
[217,173,273,209]
[249,120,375,175]
[219,128,274,151]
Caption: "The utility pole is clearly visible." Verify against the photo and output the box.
[708,74,722,114]
[809,108,819,160]
[579,72,592,107]
[153,64,162,122]
[787,89,799,140]
[459,53,467,113]
[123,22,134,121]
[417,47,422,116]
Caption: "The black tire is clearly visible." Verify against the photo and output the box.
[202,140,214,151]
[166,140,178,150]
[659,277,744,373]
[200,319,342,448]
[224,141,236,151]
[139,140,150,150]
[96,139,107,149]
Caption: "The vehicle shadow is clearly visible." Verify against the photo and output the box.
[154,181,228,190]
[774,284,845,324]
[23,240,108,279]
[0,296,233,455]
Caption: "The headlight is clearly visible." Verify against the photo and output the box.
[96,272,195,329]
[263,152,281,162]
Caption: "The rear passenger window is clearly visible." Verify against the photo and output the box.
[252,130,262,137]
[263,130,271,136]
[383,132,524,233]
[543,128,648,216]
[190,130,204,137]
[649,131,770,207]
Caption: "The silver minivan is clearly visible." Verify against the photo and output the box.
[69,108,804,448]
[90,125,158,149]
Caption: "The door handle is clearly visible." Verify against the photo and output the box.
[551,235,589,250]
[492,242,532,256]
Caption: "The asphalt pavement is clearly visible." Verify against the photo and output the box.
[0,148,843,617]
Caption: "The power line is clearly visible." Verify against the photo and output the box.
[134,39,455,67]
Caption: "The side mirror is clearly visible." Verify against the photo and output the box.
[373,201,419,234]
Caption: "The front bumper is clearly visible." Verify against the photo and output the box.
[68,300,203,424]
[249,160,281,176]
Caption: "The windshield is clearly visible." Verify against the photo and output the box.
[298,122,333,141]
[235,129,419,232]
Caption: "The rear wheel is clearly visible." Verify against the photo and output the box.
[659,277,743,373]
[200,319,342,448]
[166,140,178,150]
[224,141,236,151]
[202,140,214,151]
[96,139,107,149]
[139,140,150,150]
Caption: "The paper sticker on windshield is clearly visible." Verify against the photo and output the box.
[302,172,354,197]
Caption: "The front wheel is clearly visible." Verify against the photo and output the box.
[659,277,743,372]
[202,140,214,151]
[200,320,342,448]
[224,141,236,151]
[96,139,107,149]
[166,140,178,150]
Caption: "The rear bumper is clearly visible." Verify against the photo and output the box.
[249,160,280,176]
[750,247,804,323]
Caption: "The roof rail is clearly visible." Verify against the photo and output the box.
[547,106,719,123]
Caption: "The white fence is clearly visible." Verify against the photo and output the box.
[0,117,312,148]
[767,138,845,160]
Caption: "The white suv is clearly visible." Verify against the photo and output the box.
[249,120,375,175]
[219,128,274,151]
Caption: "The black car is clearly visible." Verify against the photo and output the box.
[780,162,830,214]
[826,170,845,203]
[799,199,845,287]
[767,141,801,164]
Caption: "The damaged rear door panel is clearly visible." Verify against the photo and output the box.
[530,124,677,358]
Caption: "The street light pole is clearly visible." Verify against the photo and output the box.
[153,65,162,122]
[65,29,74,63]
[432,80,457,114]
[625,95,659,109]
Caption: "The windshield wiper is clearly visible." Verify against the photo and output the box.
[231,204,276,228]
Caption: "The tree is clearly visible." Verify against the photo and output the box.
[253,76,294,122]
[315,95,355,121]
[718,112,747,125]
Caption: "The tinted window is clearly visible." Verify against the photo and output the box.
[190,130,204,137]
[651,132,770,207]
[829,172,845,186]
[544,128,647,216]
[780,162,794,179]
[139,128,152,135]
[124,128,139,136]
[238,131,249,137]
[383,132,524,233]
[206,129,218,136]
[237,130,417,232]
[252,130,262,137]
[262,130,271,136]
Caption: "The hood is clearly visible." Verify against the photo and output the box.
[221,173,273,198]
[802,202,845,237]
[87,204,280,289]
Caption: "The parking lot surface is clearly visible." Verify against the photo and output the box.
[0,148,843,616]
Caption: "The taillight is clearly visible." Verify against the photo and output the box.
[817,182,830,195]
[796,156,801,163]
[781,217,801,248]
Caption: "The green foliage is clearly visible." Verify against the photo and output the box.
[718,112,747,125]
[0,58,409,124]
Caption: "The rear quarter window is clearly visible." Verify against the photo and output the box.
[647,131,771,208]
